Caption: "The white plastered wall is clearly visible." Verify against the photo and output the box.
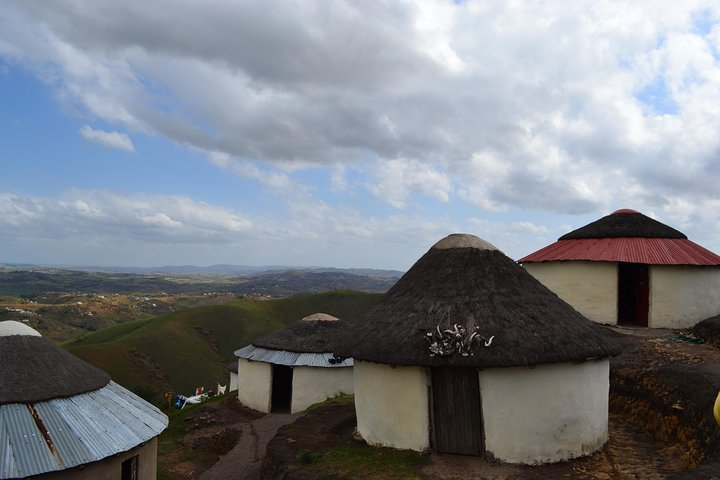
[237,358,272,413]
[229,371,238,392]
[354,360,429,451]
[650,265,720,329]
[290,366,354,413]
[523,261,618,325]
[479,359,609,464]
[41,438,158,480]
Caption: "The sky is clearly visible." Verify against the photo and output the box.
[1,1,720,271]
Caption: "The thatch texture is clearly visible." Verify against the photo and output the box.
[252,314,353,354]
[0,335,110,404]
[559,210,686,240]
[336,235,622,367]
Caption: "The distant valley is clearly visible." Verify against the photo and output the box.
[0,264,393,400]
[0,264,401,296]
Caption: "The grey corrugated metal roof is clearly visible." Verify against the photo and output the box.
[33,401,93,468]
[0,381,168,479]
[0,416,15,478]
[0,404,56,478]
[234,344,353,367]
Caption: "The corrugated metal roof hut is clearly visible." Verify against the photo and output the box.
[0,321,167,480]
[519,209,720,328]
[234,313,353,414]
[335,233,621,464]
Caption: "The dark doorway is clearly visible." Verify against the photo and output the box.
[617,262,649,327]
[271,365,293,412]
[121,455,138,480]
[431,367,483,456]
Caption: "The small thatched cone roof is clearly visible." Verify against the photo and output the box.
[336,234,621,367]
[252,313,352,354]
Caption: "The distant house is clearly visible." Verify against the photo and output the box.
[228,361,238,392]
[519,209,720,328]
[0,320,168,480]
[336,234,621,464]
[234,313,353,414]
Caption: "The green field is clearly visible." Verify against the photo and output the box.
[63,290,382,398]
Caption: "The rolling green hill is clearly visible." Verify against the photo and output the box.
[63,290,382,397]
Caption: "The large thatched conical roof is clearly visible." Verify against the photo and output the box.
[0,321,110,404]
[252,313,352,354]
[559,209,686,240]
[336,234,621,367]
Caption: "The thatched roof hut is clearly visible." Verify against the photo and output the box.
[520,209,720,328]
[234,313,354,414]
[339,235,619,368]
[339,234,620,464]
[0,321,167,479]
[228,361,239,392]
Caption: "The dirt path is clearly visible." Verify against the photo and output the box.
[200,412,302,480]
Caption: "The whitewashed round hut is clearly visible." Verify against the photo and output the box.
[0,321,168,480]
[228,362,238,392]
[336,234,621,465]
[234,313,354,414]
[519,209,720,328]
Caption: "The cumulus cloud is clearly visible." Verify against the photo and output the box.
[79,125,135,151]
[467,217,552,258]
[0,190,459,269]
[369,159,451,208]
[206,150,290,189]
[0,191,251,244]
[2,1,720,256]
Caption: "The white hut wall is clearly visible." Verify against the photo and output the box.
[649,265,720,328]
[354,360,429,451]
[237,358,272,413]
[38,437,158,480]
[523,261,618,325]
[229,371,238,392]
[290,366,354,413]
[479,359,609,464]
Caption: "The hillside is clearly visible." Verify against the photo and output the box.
[0,291,243,342]
[0,266,399,296]
[63,291,382,397]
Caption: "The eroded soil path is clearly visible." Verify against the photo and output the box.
[201,412,302,480]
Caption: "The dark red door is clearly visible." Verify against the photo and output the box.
[618,263,649,327]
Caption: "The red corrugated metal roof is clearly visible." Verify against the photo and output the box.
[519,238,720,265]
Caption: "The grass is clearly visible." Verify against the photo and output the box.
[306,393,355,411]
[63,291,382,395]
[156,392,232,479]
[301,444,429,479]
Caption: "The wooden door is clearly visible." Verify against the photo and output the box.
[431,367,483,455]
